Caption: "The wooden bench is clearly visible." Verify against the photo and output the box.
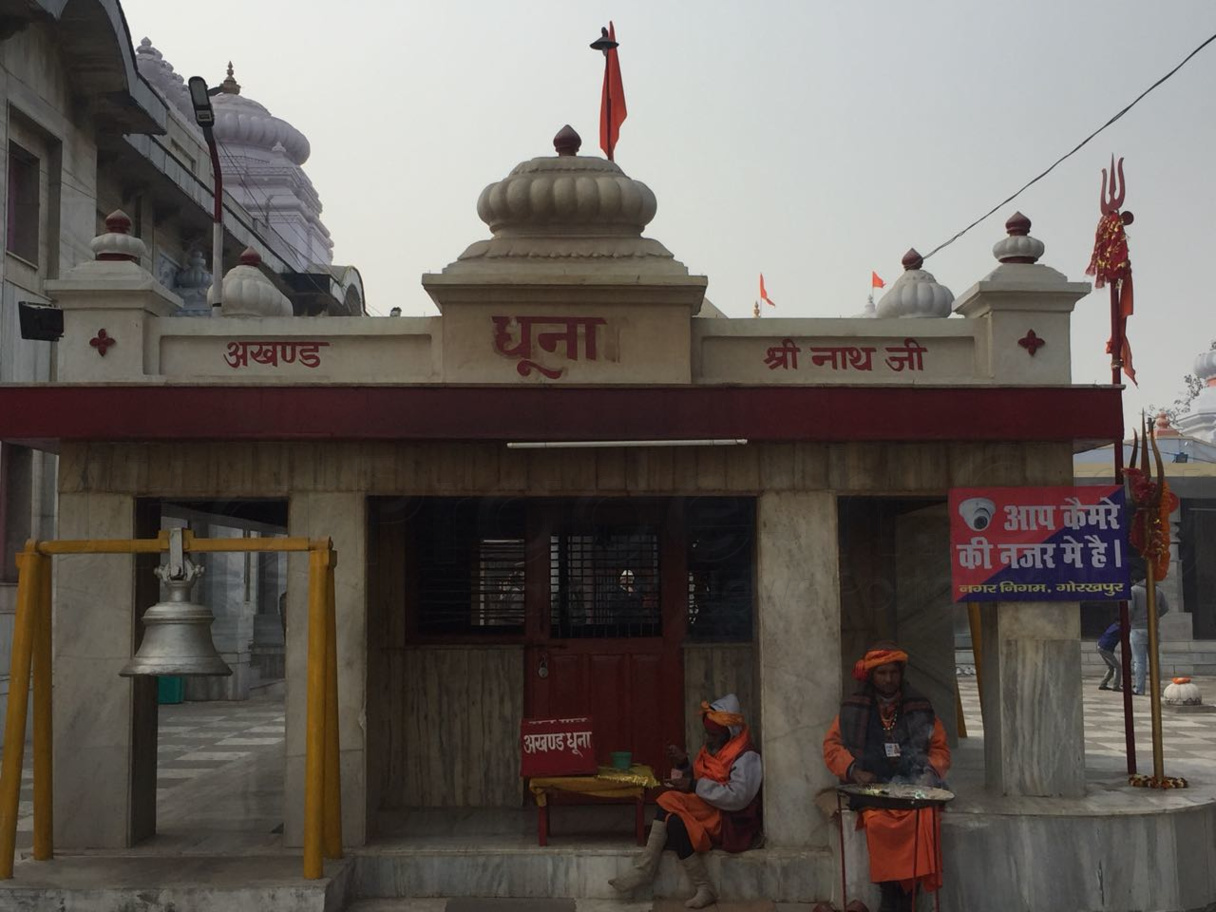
[527,765,658,847]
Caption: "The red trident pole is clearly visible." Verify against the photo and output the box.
[1095,157,1136,775]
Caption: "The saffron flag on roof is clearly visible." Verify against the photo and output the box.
[872,271,886,289]
[759,273,776,307]
[599,22,627,161]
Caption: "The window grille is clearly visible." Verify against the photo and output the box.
[416,499,526,634]
[550,528,660,638]
[6,143,40,265]
[686,498,754,642]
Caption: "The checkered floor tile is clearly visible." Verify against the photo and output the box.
[957,673,1216,765]
[7,695,285,835]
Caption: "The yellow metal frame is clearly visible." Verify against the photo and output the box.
[0,530,343,880]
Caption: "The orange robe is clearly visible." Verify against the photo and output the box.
[823,715,950,891]
[656,726,754,853]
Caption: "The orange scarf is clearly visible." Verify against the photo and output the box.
[657,727,754,852]
[852,648,908,682]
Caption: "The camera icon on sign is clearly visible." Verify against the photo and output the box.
[958,497,997,532]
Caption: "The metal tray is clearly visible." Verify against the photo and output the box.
[837,783,955,810]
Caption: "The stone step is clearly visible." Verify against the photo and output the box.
[345,900,810,911]
[350,846,831,905]
[0,854,353,912]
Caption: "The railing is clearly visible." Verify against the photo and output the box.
[0,530,343,879]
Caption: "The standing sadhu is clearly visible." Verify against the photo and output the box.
[823,644,950,912]
[610,693,763,908]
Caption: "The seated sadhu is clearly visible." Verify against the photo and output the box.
[823,643,950,912]
[610,693,763,908]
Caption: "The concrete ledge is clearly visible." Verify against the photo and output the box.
[352,844,832,904]
[0,854,353,912]
[940,792,1216,912]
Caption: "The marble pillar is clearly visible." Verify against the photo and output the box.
[757,491,840,848]
[284,492,367,847]
[53,492,138,847]
[894,504,958,744]
[981,601,1085,797]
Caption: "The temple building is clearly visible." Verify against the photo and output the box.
[0,4,1214,912]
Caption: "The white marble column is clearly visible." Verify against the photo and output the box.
[980,601,1085,797]
[894,504,958,744]
[53,492,137,847]
[284,492,367,847]
[757,491,840,848]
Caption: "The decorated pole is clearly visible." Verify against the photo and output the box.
[1126,416,1184,788]
[1086,157,1137,775]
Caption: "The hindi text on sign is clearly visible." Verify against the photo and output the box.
[764,337,927,374]
[492,315,607,379]
[224,340,330,370]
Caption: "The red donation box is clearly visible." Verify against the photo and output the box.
[519,717,598,777]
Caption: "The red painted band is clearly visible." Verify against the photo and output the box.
[0,384,1122,444]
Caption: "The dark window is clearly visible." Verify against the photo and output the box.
[0,445,33,584]
[686,498,754,642]
[416,498,526,634]
[550,527,660,638]
[6,143,40,264]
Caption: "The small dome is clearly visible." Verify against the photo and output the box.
[875,249,954,318]
[992,211,1046,264]
[446,125,691,279]
[211,248,292,317]
[475,126,656,235]
[1195,350,1216,384]
[212,64,311,166]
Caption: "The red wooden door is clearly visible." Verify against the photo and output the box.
[525,500,686,772]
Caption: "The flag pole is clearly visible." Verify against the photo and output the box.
[590,25,620,161]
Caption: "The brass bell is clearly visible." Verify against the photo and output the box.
[121,552,232,678]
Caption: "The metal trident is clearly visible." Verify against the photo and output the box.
[1100,156,1127,215]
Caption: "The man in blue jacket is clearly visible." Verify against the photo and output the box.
[1096,621,1122,691]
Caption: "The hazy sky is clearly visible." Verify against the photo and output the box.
[120,0,1216,430]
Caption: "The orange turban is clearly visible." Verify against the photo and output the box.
[700,700,744,728]
[852,647,908,682]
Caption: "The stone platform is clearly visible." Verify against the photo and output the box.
[833,739,1216,912]
[0,854,353,912]
[356,808,830,903]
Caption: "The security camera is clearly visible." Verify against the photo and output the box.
[958,497,996,532]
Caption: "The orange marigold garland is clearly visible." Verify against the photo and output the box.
[1130,774,1188,789]
[1086,211,1131,287]
[1125,467,1179,582]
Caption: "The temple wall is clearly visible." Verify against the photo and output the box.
[57,438,1074,847]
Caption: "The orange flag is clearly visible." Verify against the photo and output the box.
[759,273,776,307]
[599,22,627,160]
[871,271,886,289]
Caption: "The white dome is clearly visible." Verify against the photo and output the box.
[447,125,691,279]
[211,65,311,166]
[875,249,954,319]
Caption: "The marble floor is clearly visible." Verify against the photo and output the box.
[9,689,288,853]
[957,671,1216,775]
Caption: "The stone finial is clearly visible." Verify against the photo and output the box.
[993,211,1045,264]
[91,210,148,262]
[209,247,292,317]
[1154,411,1180,437]
[220,61,241,95]
[554,125,582,156]
[1163,677,1204,709]
[875,248,954,319]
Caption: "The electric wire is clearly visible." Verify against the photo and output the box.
[922,31,1216,261]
